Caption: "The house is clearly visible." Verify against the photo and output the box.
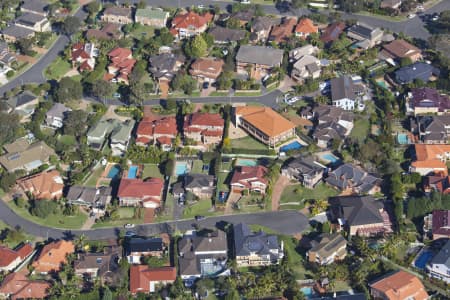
[86,23,121,40]
[178,230,228,280]
[291,55,321,81]
[17,170,64,200]
[307,233,347,265]
[105,48,136,85]
[328,196,393,236]
[130,265,176,294]
[118,177,164,208]
[170,11,213,39]
[234,223,284,267]
[410,144,450,176]
[414,115,450,144]
[21,0,48,16]
[423,175,450,194]
[230,165,268,194]
[45,103,71,128]
[331,76,366,111]
[0,41,16,66]
[4,91,39,119]
[0,272,50,300]
[184,174,215,199]
[110,119,136,156]
[288,44,319,61]
[208,26,246,44]
[32,240,75,274]
[281,156,326,188]
[230,10,253,26]
[370,270,428,300]
[87,119,119,150]
[74,246,122,282]
[126,237,166,264]
[135,7,168,28]
[268,17,297,43]
[148,53,185,84]
[380,39,422,63]
[0,139,55,173]
[251,16,280,42]
[407,87,450,115]
[395,62,440,84]
[236,45,284,80]
[183,112,224,145]
[310,105,354,148]
[1,25,34,42]
[66,186,112,214]
[430,210,450,239]
[234,106,296,147]
[347,23,383,48]
[101,6,132,24]
[71,43,98,72]
[321,22,346,44]
[380,0,402,10]
[0,243,33,272]
[326,163,381,194]
[295,18,318,39]
[189,57,224,83]
[136,116,178,150]
[15,13,50,32]
[427,239,450,283]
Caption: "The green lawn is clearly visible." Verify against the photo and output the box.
[44,56,71,80]
[182,200,219,219]
[0,220,34,248]
[59,135,77,147]
[282,235,312,279]
[83,166,105,188]
[217,172,230,192]
[280,183,338,204]
[142,164,163,179]
[350,118,370,142]
[8,202,87,229]
[92,207,144,228]
[235,194,266,213]
[130,25,155,39]
[191,160,206,174]
[231,136,268,150]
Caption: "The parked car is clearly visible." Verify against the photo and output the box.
[198,4,205,9]
[195,215,205,221]
[124,223,135,229]
[125,231,136,237]
[202,82,209,89]
[408,14,416,19]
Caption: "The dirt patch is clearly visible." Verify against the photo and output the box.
[271,175,291,211]
[224,193,241,214]
[64,68,80,77]
[103,106,131,122]
[32,47,46,54]
[144,208,155,223]
[282,114,313,127]
[159,80,169,99]
[16,55,36,64]
[229,123,248,139]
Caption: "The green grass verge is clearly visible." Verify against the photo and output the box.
[182,200,219,219]
[231,136,268,150]
[280,183,338,204]
[44,56,71,80]
[92,207,144,228]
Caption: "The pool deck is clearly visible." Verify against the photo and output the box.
[276,136,308,151]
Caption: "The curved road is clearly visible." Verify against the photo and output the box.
[0,199,309,239]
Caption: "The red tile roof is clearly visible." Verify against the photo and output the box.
[0,243,32,269]
[171,11,213,31]
[130,265,176,294]
[186,112,224,127]
[107,47,136,83]
[118,178,164,200]
[32,240,75,274]
[370,270,428,300]
[295,18,318,35]
[0,272,50,300]
[432,209,450,237]
[136,116,177,145]
[321,22,346,43]
[16,170,64,200]
[231,165,268,188]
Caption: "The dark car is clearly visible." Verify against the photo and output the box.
[195,215,206,221]
[202,82,209,89]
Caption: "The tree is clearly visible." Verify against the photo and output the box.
[0,112,20,146]
[0,172,17,192]
[91,80,113,100]
[201,32,214,48]
[101,286,113,300]
[16,38,34,56]
[62,16,81,36]
[184,35,208,58]
[30,200,59,218]
[315,95,329,105]
[85,1,100,15]
[55,77,83,103]
[63,110,88,137]
[291,0,305,9]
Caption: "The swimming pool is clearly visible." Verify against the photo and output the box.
[300,287,313,298]
[235,158,257,167]
[107,165,121,179]
[397,133,409,145]
[280,141,303,152]
[414,250,434,270]
[175,162,189,176]
[377,80,388,89]
[321,153,340,164]
[128,165,138,179]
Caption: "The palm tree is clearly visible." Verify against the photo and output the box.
[75,234,86,252]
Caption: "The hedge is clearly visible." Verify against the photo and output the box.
[224,148,277,156]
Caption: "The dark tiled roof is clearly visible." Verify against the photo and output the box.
[326,163,381,193]
[126,237,164,253]
[234,223,280,257]
[21,0,48,14]
[1,25,34,39]
[328,195,384,226]
[331,76,358,101]
[410,87,450,111]
[184,174,214,189]
[208,26,246,43]
[6,91,37,109]
[236,45,284,67]
[395,62,440,84]
[321,22,346,43]
[429,239,450,268]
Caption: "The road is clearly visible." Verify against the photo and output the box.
[0,199,309,239]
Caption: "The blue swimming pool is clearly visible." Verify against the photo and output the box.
[235,158,257,167]
[175,162,188,176]
[107,165,121,179]
[128,165,138,179]
[397,133,409,145]
[300,287,313,298]
[414,250,434,270]
[322,153,339,163]
[280,141,303,152]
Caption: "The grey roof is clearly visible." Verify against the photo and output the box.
[348,23,381,40]
[74,246,121,278]
[148,53,184,79]
[328,195,384,226]
[234,223,280,257]
[46,103,70,119]
[21,0,48,14]
[66,185,112,206]
[16,12,47,27]
[103,6,132,17]
[231,10,254,22]
[111,119,135,142]
[429,239,450,268]
[236,45,284,67]
[1,25,34,39]
[418,115,450,143]
[326,163,381,193]
[314,105,354,123]
[331,76,358,101]
[126,237,164,254]
[283,156,325,177]
[184,174,214,189]
[6,91,37,109]
[252,16,280,32]
[309,233,347,259]
[208,26,246,43]
[395,62,440,84]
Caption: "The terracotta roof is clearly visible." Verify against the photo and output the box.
[382,39,421,59]
[171,11,213,31]
[0,243,33,268]
[189,57,224,79]
[321,22,346,43]
[0,272,50,300]
[186,112,224,127]
[269,17,296,42]
[231,165,268,188]
[137,116,177,138]
[370,270,428,300]
[32,240,75,273]
[411,160,447,169]
[130,265,176,294]
[295,18,318,34]
[235,106,296,138]
[414,144,450,161]
[16,170,64,200]
[118,178,164,200]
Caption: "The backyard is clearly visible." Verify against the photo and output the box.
[142,164,163,178]
[129,25,155,39]
[83,165,105,187]
[350,118,370,142]
[92,207,144,228]
[231,136,267,150]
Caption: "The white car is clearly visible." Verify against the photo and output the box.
[284,95,301,105]
[124,223,135,229]
[408,14,416,19]
[241,0,251,3]
[197,4,205,9]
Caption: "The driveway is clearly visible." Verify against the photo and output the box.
[271,175,291,211]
